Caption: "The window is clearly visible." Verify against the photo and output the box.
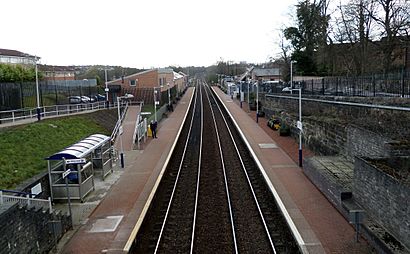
[130,79,138,86]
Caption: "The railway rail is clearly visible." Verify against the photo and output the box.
[131,81,300,253]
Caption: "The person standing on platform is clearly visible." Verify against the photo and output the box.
[151,120,157,138]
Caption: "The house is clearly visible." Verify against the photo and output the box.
[106,68,188,104]
[0,48,38,65]
[250,67,281,81]
[39,65,76,81]
[237,66,282,83]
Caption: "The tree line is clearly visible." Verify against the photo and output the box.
[0,63,42,82]
[280,0,410,77]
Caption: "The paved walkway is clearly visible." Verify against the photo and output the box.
[214,88,373,253]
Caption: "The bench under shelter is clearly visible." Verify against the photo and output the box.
[46,134,113,202]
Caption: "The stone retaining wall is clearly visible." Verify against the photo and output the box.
[0,203,71,253]
[354,157,410,249]
[263,95,410,161]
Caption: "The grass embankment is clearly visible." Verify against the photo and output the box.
[0,115,111,189]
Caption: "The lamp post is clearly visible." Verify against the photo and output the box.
[153,88,158,122]
[105,69,109,108]
[247,79,250,111]
[35,57,41,121]
[116,93,134,168]
[292,88,303,167]
[256,82,259,123]
[167,82,171,106]
[290,60,294,95]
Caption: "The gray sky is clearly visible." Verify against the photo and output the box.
[2,0,297,68]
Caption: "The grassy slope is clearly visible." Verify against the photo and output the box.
[0,115,111,189]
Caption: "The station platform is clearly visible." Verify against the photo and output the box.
[61,88,194,253]
[60,86,373,253]
[213,88,373,253]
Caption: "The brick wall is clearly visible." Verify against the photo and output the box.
[354,157,410,249]
[0,204,71,253]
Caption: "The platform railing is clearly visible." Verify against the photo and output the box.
[0,191,53,213]
[0,101,107,124]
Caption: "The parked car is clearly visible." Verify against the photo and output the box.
[94,94,106,101]
[68,96,82,104]
[81,96,92,103]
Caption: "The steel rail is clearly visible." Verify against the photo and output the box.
[202,82,239,253]
[154,84,200,254]
[207,83,277,254]
[190,81,205,253]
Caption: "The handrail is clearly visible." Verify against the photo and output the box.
[0,189,33,197]
[110,101,129,142]
[132,101,144,148]
[0,191,53,213]
[0,101,107,124]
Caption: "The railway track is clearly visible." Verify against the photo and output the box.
[131,81,300,253]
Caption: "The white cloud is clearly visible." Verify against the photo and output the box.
[1,0,298,67]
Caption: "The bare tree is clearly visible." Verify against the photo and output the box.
[277,29,292,81]
[369,0,410,72]
[332,0,376,74]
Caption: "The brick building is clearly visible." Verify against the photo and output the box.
[39,65,76,81]
[107,68,188,104]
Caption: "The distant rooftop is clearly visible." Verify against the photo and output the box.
[252,68,280,76]
[0,48,38,59]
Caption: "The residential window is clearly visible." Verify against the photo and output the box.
[130,79,136,86]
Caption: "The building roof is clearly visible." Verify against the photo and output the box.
[238,66,254,81]
[178,71,188,76]
[252,68,280,77]
[39,65,75,72]
[158,68,173,74]
[173,71,184,80]
[0,48,38,59]
[107,69,155,84]
[46,134,110,160]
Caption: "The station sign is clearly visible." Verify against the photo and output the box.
[65,158,87,165]
[62,169,71,179]
[297,121,303,131]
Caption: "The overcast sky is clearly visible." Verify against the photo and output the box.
[2,0,297,68]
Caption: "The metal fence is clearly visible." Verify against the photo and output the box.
[0,79,101,111]
[0,101,106,124]
[239,71,410,98]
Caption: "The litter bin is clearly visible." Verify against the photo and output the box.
[147,124,152,137]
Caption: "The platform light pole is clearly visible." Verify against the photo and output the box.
[35,56,41,121]
[105,68,109,108]
[154,88,158,122]
[290,60,294,95]
[117,93,134,168]
[167,82,171,106]
[247,79,250,111]
[256,82,259,123]
[292,87,303,167]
